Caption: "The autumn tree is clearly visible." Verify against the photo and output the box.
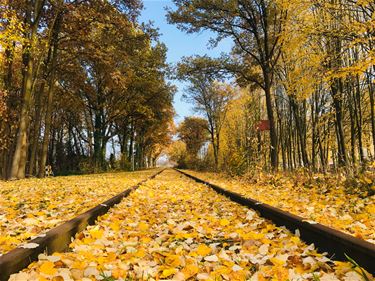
[0,0,173,179]
[178,116,208,158]
[177,57,235,170]
[5,0,46,179]
[168,0,287,170]
[167,140,188,168]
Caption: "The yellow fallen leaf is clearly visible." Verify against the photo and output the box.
[47,204,57,210]
[165,254,182,267]
[270,257,285,266]
[213,265,231,275]
[71,261,86,270]
[39,261,57,275]
[134,248,147,258]
[182,264,199,278]
[161,268,177,278]
[138,222,149,231]
[89,228,103,239]
[196,244,212,256]
[110,222,120,231]
[290,236,300,244]
[112,268,126,279]
[219,218,230,226]
[141,236,152,243]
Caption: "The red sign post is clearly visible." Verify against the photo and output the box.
[256,120,270,131]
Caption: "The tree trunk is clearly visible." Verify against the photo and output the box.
[10,51,33,179]
[10,0,46,179]
[331,78,347,166]
[29,80,46,176]
[290,96,309,167]
[355,75,364,164]
[264,72,278,170]
[367,71,375,156]
[209,128,219,171]
[38,9,62,177]
[93,111,103,171]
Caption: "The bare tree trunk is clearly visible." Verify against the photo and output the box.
[355,74,364,164]
[29,80,46,176]
[264,72,278,170]
[311,93,317,170]
[367,71,375,156]
[210,130,218,171]
[38,9,62,177]
[290,96,309,167]
[11,52,33,179]
[10,0,46,179]
[331,79,347,166]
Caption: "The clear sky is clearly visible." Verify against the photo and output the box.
[139,0,233,124]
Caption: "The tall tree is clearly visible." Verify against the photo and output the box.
[177,57,235,170]
[0,0,174,178]
[168,0,286,169]
[178,116,208,158]
[10,0,46,179]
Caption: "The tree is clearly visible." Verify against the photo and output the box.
[8,0,46,179]
[177,57,235,170]
[168,0,287,169]
[0,0,174,179]
[178,116,208,158]
[38,0,64,177]
[167,140,188,168]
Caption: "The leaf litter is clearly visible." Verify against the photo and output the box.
[183,170,375,243]
[0,169,160,254]
[9,169,372,280]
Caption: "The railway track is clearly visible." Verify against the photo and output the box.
[1,168,374,280]
[0,169,164,281]
[175,169,375,276]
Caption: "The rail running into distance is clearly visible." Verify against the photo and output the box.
[0,169,165,281]
[175,168,375,275]
[1,168,373,280]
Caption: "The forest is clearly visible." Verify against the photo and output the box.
[0,0,174,179]
[2,0,374,181]
[167,0,375,177]
[0,0,374,280]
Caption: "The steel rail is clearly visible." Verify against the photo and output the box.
[0,169,164,281]
[175,168,375,275]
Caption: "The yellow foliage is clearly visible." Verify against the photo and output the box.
[219,218,230,226]
[39,261,56,275]
[182,264,199,278]
[89,228,103,239]
[186,170,375,243]
[165,254,182,267]
[0,169,160,254]
[161,268,177,278]
[196,244,212,256]
[9,170,371,280]
[138,222,149,231]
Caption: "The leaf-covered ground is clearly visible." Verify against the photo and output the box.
[183,170,375,243]
[10,170,372,281]
[0,169,160,254]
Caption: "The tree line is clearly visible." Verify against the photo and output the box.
[168,0,374,173]
[0,0,174,179]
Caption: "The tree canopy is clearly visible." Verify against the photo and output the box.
[0,0,174,179]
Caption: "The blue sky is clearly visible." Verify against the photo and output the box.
[140,0,233,124]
